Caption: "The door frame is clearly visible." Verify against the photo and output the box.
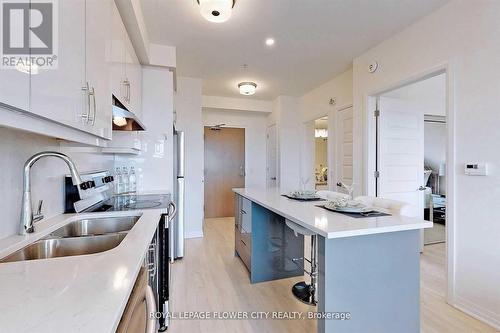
[364,63,456,305]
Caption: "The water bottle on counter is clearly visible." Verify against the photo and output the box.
[129,166,137,193]
[115,167,122,194]
[122,166,129,193]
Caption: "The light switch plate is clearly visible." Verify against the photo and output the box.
[464,163,487,176]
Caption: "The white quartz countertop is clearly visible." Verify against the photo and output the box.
[233,188,432,239]
[0,205,167,332]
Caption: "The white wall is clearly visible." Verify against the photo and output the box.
[0,128,114,239]
[352,0,500,327]
[300,68,354,190]
[176,77,204,239]
[203,108,268,188]
[268,96,303,192]
[384,73,446,116]
[301,68,353,123]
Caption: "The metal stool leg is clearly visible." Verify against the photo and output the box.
[291,234,318,306]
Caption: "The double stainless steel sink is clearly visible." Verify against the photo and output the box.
[0,215,140,263]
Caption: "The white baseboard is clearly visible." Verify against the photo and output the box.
[452,295,500,330]
[185,230,204,239]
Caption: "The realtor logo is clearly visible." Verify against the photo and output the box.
[1,0,58,71]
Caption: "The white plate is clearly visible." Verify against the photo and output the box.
[324,203,373,213]
[288,192,319,200]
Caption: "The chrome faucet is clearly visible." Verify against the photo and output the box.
[20,152,84,235]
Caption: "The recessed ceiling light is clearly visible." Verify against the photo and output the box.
[197,0,236,23]
[265,38,275,46]
[238,82,257,96]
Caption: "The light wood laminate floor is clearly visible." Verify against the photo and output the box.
[170,218,497,333]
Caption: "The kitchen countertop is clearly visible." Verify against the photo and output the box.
[233,188,432,239]
[0,205,166,332]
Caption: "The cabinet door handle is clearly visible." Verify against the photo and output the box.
[240,239,247,247]
[89,86,96,126]
[81,82,91,123]
[123,79,131,103]
[240,209,247,215]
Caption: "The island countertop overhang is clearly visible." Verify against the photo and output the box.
[233,187,432,239]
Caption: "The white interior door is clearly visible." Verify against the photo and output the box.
[266,124,278,187]
[378,97,424,218]
[335,106,354,185]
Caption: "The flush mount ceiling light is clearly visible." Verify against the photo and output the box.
[197,0,236,23]
[315,129,328,138]
[238,82,257,96]
[265,38,275,46]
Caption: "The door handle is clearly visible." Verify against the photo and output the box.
[418,186,426,191]
[167,202,177,264]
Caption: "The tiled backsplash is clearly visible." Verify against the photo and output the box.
[0,128,114,239]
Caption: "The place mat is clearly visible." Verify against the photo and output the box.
[315,205,391,218]
[282,194,325,202]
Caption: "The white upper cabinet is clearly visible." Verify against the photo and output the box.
[0,70,29,112]
[125,35,142,118]
[110,3,127,105]
[30,0,87,129]
[110,2,142,118]
[0,0,141,144]
[0,0,31,111]
[85,0,113,140]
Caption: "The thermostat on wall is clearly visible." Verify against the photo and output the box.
[464,163,487,176]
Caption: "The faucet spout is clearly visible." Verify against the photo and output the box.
[20,151,84,235]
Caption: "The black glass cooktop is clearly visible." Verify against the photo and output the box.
[89,194,171,212]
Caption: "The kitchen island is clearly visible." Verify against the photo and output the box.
[233,187,432,333]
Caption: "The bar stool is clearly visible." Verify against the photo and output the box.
[285,219,318,306]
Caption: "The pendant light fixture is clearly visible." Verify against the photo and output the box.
[197,0,236,23]
[238,82,257,96]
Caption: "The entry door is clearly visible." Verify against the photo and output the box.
[266,124,278,187]
[377,97,424,218]
[204,127,245,218]
[335,106,354,185]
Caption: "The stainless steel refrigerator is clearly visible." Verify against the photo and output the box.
[173,128,185,259]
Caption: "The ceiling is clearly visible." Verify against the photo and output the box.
[141,0,449,100]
